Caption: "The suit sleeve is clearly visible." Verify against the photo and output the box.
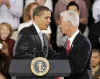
[13,34,29,57]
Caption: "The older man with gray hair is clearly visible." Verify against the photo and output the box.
[58,10,92,79]
[59,10,79,37]
[56,9,79,47]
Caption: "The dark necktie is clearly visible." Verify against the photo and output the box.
[66,40,70,56]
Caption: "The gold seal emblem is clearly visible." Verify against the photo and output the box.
[31,57,50,76]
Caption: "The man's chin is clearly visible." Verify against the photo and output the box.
[41,28,47,30]
[44,26,48,29]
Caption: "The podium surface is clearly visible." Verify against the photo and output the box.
[9,59,71,77]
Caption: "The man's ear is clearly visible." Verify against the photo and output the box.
[58,16,63,25]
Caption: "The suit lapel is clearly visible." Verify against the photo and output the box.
[29,25,43,50]
[70,33,81,55]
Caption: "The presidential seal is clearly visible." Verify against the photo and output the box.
[31,57,50,76]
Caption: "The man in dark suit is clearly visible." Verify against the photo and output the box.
[58,10,92,79]
[13,6,56,79]
[14,6,53,58]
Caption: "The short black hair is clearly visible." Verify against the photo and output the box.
[33,5,51,19]
[66,1,79,11]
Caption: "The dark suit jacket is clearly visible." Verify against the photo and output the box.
[61,33,92,79]
[14,24,56,59]
[14,24,42,58]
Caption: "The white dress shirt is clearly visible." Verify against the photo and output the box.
[93,0,100,23]
[0,0,23,29]
[25,0,53,11]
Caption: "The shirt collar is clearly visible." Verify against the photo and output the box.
[32,21,41,34]
[69,29,79,46]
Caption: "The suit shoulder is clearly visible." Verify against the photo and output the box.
[19,26,35,35]
[78,34,91,48]
[18,22,32,32]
